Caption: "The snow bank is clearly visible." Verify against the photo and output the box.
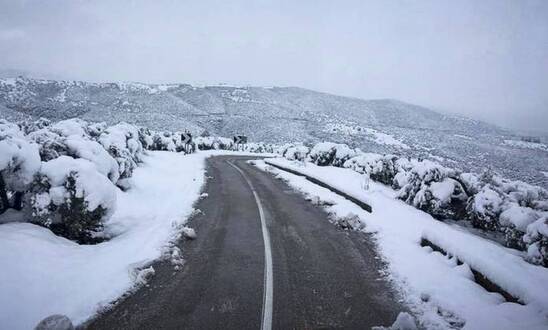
[258,158,548,329]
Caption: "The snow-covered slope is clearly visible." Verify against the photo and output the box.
[1,76,547,188]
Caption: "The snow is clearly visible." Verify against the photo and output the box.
[257,158,548,330]
[0,151,213,329]
[429,179,457,202]
[50,119,88,138]
[0,134,41,190]
[472,187,504,216]
[39,156,117,213]
[182,226,197,239]
[363,128,410,149]
[454,134,472,140]
[322,124,410,149]
[504,140,548,152]
[65,136,120,183]
[0,77,17,87]
[499,205,537,232]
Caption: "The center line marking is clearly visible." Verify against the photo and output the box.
[227,160,273,330]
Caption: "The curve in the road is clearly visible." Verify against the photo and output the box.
[87,155,405,330]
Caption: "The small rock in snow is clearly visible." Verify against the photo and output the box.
[134,266,155,286]
[182,226,197,239]
[34,314,74,330]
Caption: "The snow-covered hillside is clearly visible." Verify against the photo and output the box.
[1,76,547,188]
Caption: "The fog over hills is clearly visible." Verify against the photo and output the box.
[1,76,547,188]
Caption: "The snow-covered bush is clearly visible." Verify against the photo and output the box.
[19,117,51,134]
[243,142,274,154]
[0,122,41,212]
[151,131,177,152]
[88,122,108,138]
[524,215,548,266]
[138,127,154,150]
[343,153,399,186]
[50,118,90,138]
[499,204,538,250]
[467,184,504,231]
[284,145,310,161]
[30,156,117,244]
[276,143,294,156]
[194,136,234,150]
[64,135,120,183]
[307,142,356,166]
[397,160,468,220]
[26,123,120,184]
[98,123,144,180]
[27,128,70,161]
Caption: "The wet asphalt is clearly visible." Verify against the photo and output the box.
[86,156,404,330]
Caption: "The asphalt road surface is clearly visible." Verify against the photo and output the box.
[87,156,405,330]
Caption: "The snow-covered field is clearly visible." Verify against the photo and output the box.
[0,150,242,329]
[256,158,548,330]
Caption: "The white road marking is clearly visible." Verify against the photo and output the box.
[227,160,273,330]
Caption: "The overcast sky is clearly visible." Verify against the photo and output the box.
[1,0,547,132]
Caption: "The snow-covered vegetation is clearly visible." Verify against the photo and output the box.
[3,76,547,190]
[503,139,548,152]
[194,135,275,153]
[1,118,272,244]
[277,141,548,267]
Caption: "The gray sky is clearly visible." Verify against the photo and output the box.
[1,0,547,132]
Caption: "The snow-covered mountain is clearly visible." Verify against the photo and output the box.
[1,76,547,187]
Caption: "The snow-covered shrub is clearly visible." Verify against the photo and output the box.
[27,128,70,161]
[465,172,548,253]
[307,142,356,166]
[243,142,274,154]
[307,142,338,166]
[64,135,120,183]
[30,156,117,244]
[88,122,108,138]
[50,118,90,138]
[333,144,357,167]
[98,123,144,180]
[26,123,120,184]
[194,136,234,150]
[523,215,548,266]
[138,127,154,150]
[19,117,51,135]
[343,153,399,186]
[398,160,467,220]
[0,123,41,212]
[466,185,505,231]
[459,172,482,195]
[492,176,548,208]
[499,204,538,250]
[151,131,177,151]
[414,178,468,220]
[284,145,310,161]
[276,143,295,156]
